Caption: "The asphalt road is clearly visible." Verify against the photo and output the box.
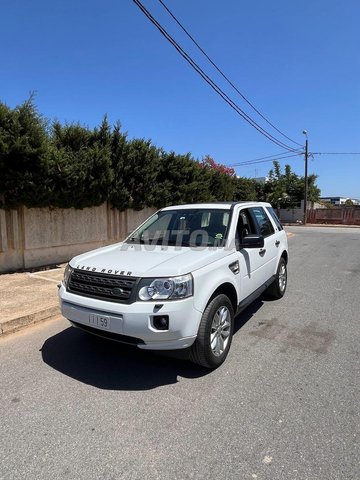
[1,226,359,480]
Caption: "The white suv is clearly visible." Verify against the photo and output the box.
[59,202,288,368]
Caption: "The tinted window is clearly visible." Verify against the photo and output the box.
[266,207,283,230]
[144,213,172,237]
[235,209,256,248]
[250,207,275,237]
[237,210,254,238]
[127,209,231,247]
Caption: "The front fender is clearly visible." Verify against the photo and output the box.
[192,255,239,314]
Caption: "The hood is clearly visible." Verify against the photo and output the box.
[70,242,232,278]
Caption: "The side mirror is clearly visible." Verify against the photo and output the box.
[240,234,264,249]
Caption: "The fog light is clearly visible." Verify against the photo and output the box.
[153,315,169,331]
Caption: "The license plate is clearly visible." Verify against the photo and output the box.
[89,313,111,330]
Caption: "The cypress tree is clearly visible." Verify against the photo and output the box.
[0,97,49,208]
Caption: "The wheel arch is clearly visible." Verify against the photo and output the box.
[207,282,238,314]
[281,249,288,264]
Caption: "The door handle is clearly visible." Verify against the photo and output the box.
[275,240,280,247]
[259,248,266,256]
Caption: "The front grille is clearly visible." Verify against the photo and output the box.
[68,269,139,303]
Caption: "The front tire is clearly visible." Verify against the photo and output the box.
[267,257,287,299]
[190,294,234,369]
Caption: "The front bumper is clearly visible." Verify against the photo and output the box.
[59,284,201,350]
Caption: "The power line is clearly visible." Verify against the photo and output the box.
[233,149,360,170]
[229,151,304,166]
[230,152,303,167]
[312,152,360,155]
[132,0,300,153]
[158,0,302,148]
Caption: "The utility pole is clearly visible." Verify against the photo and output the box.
[303,130,309,225]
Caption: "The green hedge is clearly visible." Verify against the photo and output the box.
[0,98,260,210]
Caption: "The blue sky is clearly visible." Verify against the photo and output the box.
[1,0,359,198]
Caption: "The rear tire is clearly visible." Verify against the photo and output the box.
[190,294,234,369]
[266,257,287,299]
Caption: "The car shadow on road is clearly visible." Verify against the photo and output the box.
[41,299,265,391]
[234,297,265,334]
[41,326,208,391]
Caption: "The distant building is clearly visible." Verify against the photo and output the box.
[320,196,360,206]
[253,176,269,184]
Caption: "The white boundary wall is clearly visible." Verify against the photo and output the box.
[0,204,156,273]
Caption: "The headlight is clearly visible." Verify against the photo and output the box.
[138,274,193,301]
[63,264,73,288]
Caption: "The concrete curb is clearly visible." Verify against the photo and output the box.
[0,305,60,337]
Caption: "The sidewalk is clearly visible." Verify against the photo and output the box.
[284,223,360,228]
[0,266,65,336]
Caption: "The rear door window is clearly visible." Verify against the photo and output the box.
[249,207,275,237]
[266,207,283,231]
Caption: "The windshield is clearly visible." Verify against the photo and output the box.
[126,208,231,247]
